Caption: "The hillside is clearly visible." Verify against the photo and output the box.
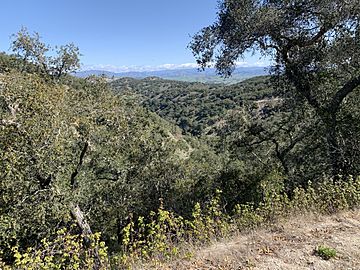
[2,45,359,269]
[162,209,360,270]
[75,67,268,84]
[111,76,275,136]
[1,11,360,269]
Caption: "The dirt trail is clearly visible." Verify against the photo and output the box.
[166,210,360,270]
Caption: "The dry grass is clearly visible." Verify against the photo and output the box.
[141,209,360,269]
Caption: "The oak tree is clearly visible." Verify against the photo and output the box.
[191,0,360,178]
[11,27,81,79]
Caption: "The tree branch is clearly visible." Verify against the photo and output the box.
[70,141,88,189]
[290,26,328,48]
[69,202,101,270]
[328,74,360,113]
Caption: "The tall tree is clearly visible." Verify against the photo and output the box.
[190,0,360,178]
[10,27,81,79]
[50,43,81,79]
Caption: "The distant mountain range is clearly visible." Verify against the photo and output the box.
[74,67,269,84]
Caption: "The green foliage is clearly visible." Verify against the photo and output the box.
[117,190,230,268]
[292,177,360,214]
[0,67,223,263]
[111,76,274,136]
[1,25,360,269]
[190,0,360,179]
[4,227,108,269]
[315,245,337,260]
[233,203,263,229]
[10,27,81,79]
[120,203,187,264]
[109,175,360,266]
[115,176,360,267]
[0,53,26,73]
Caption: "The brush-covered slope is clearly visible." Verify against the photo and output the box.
[111,76,275,135]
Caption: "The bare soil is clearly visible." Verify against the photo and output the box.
[162,209,360,270]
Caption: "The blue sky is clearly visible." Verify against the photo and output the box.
[0,0,268,72]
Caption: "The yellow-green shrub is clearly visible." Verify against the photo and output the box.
[4,228,108,270]
[116,176,360,268]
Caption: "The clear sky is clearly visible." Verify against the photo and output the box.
[0,0,268,72]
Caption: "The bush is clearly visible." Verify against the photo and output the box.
[3,227,108,269]
[315,245,337,260]
[115,176,360,267]
[2,176,359,268]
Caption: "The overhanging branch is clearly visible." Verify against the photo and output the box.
[328,74,360,113]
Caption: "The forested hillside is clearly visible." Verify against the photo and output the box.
[75,66,268,84]
[1,0,360,269]
[111,76,275,136]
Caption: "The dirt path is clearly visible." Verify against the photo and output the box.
[165,210,360,270]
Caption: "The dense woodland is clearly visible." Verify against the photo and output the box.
[111,76,275,136]
[1,0,360,269]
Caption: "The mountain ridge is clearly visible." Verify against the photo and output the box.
[75,67,269,84]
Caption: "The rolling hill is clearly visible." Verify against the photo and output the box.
[111,76,275,136]
[75,67,269,84]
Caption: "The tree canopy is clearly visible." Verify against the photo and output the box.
[190,0,360,178]
[10,27,81,79]
[0,17,360,268]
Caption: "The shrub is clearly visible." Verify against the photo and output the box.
[116,176,360,267]
[315,245,337,260]
[4,228,109,269]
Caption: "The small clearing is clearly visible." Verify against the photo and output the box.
[164,210,360,269]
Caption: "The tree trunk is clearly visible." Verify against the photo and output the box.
[70,203,101,270]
